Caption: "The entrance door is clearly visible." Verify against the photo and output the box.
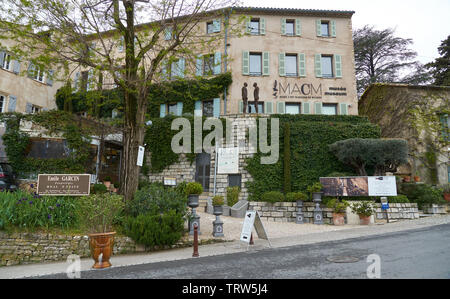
[195,153,211,192]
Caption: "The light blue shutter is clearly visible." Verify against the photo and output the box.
[74,72,80,90]
[160,104,167,118]
[213,19,221,32]
[281,18,286,35]
[263,52,270,76]
[260,18,266,35]
[331,20,337,37]
[295,19,302,36]
[12,60,20,74]
[279,53,285,77]
[246,17,252,34]
[315,54,322,78]
[25,102,33,114]
[302,102,310,114]
[27,62,35,78]
[196,56,203,76]
[176,102,183,116]
[339,103,348,115]
[214,52,221,75]
[194,101,202,116]
[277,102,285,114]
[213,98,221,118]
[164,27,172,40]
[239,101,244,114]
[316,20,322,37]
[119,37,124,52]
[46,70,54,86]
[335,54,342,78]
[8,95,17,112]
[298,53,306,77]
[314,102,323,115]
[242,51,249,75]
[265,102,273,114]
[178,58,185,78]
[0,51,4,67]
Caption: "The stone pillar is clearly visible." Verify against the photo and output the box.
[296,200,304,224]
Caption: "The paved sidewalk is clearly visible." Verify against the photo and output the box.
[1,214,449,279]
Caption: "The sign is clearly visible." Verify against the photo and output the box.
[368,176,397,196]
[37,174,91,196]
[321,176,397,197]
[217,147,239,174]
[381,197,390,211]
[137,146,145,167]
[240,211,269,243]
[163,177,177,186]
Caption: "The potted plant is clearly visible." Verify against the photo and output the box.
[103,176,112,189]
[327,198,349,226]
[350,201,376,225]
[185,182,203,208]
[77,193,125,269]
[413,175,420,183]
[442,184,450,202]
[403,175,411,183]
[286,192,308,205]
[212,195,224,215]
[112,182,119,193]
[307,182,323,201]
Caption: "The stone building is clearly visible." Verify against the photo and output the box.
[359,83,450,186]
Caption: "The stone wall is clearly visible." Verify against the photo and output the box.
[374,203,420,221]
[248,202,334,224]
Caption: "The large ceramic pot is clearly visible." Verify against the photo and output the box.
[213,205,223,216]
[88,232,116,269]
[444,193,450,202]
[188,194,199,208]
[332,213,346,226]
[359,215,371,225]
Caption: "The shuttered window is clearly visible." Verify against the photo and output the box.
[263,52,270,76]
[279,53,286,77]
[242,51,250,75]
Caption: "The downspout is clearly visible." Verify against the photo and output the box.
[223,7,232,115]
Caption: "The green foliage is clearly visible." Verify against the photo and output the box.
[77,193,125,233]
[327,199,350,214]
[0,190,80,230]
[185,182,203,196]
[283,123,291,193]
[103,176,112,182]
[350,201,377,217]
[399,183,445,209]
[285,192,308,202]
[387,195,410,203]
[307,182,323,193]
[226,186,240,207]
[425,35,450,86]
[122,211,185,248]
[125,184,188,218]
[260,191,285,204]
[245,116,380,201]
[441,184,450,193]
[92,184,108,194]
[212,196,224,206]
[329,138,408,176]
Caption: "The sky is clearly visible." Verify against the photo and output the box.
[241,0,450,65]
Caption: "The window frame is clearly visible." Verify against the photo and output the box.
[202,100,214,117]
[31,104,42,114]
[249,52,263,76]
[0,95,5,113]
[247,101,264,114]
[203,54,214,76]
[285,102,301,115]
[321,21,330,37]
[285,54,298,77]
[167,103,178,115]
[322,103,338,115]
[285,19,295,36]
[250,18,260,35]
[1,52,11,71]
[206,21,215,34]
[32,66,45,83]
[321,55,334,78]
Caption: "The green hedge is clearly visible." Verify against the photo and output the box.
[245,116,381,201]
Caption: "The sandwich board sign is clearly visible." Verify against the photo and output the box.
[240,210,271,247]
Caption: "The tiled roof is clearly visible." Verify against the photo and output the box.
[231,6,355,16]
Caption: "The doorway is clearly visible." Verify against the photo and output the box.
[195,153,211,192]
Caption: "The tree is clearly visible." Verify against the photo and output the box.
[0,0,237,200]
[426,35,450,86]
[353,25,429,96]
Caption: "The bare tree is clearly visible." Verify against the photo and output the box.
[0,0,238,200]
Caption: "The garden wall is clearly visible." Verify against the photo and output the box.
[374,203,420,220]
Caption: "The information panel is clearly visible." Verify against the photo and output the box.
[37,174,91,196]
[321,176,397,197]
[217,147,239,174]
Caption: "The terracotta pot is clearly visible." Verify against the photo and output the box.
[359,215,371,225]
[332,213,346,226]
[103,181,111,189]
[413,176,420,182]
[88,232,116,269]
[444,193,450,202]
[403,176,411,183]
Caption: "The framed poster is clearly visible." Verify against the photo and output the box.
[320,176,397,197]
[368,176,397,196]
[217,147,239,174]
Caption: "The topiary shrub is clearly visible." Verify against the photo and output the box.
[226,186,240,207]
[261,191,285,204]
[185,182,203,196]
[212,196,224,206]
[285,192,308,202]
[387,195,410,203]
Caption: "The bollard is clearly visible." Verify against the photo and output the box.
[193,224,199,257]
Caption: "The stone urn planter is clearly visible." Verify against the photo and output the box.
[213,205,223,215]
[88,232,116,269]
[188,194,199,208]
[332,213,346,226]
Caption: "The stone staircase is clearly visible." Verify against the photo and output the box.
[198,192,212,212]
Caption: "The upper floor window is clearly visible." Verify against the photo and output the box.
[1,52,11,71]
[285,20,295,36]
[321,55,333,78]
[203,100,214,117]
[0,95,5,113]
[203,54,214,76]
[285,54,298,77]
[250,19,260,35]
[321,21,330,37]
[207,19,221,34]
[168,103,178,115]
[249,52,262,76]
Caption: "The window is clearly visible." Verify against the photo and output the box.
[29,64,45,83]
[249,53,262,76]
[322,104,337,115]
[440,113,449,142]
[203,55,214,76]
[285,54,298,77]
[285,103,301,114]
[250,19,260,35]
[321,21,330,37]
[207,22,215,34]
[321,55,333,78]
[203,100,214,117]
[168,103,177,115]
[0,95,5,113]
[248,101,264,114]
[285,20,295,36]
[228,174,242,188]
[1,52,11,71]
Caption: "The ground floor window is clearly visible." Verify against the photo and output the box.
[248,101,264,114]
[322,103,337,115]
[0,95,5,113]
[168,103,177,115]
[285,103,301,114]
[228,174,242,188]
[203,100,214,117]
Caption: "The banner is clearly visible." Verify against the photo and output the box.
[320,176,397,197]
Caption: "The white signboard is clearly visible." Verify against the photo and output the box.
[240,211,256,243]
[137,146,145,167]
[217,147,239,174]
[368,176,397,196]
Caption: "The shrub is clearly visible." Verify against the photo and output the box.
[92,183,107,194]
[388,195,409,203]
[185,182,203,196]
[126,184,188,217]
[350,201,377,217]
[307,182,323,193]
[122,210,184,247]
[285,192,308,202]
[212,196,224,206]
[226,186,240,207]
[327,199,349,214]
[77,193,124,233]
[399,183,445,209]
[441,184,450,193]
[103,176,112,182]
[261,191,285,204]
[0,190,80,230]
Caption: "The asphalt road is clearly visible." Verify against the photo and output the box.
[37,223,450,279]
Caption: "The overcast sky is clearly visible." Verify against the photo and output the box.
[241,0,450,65]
